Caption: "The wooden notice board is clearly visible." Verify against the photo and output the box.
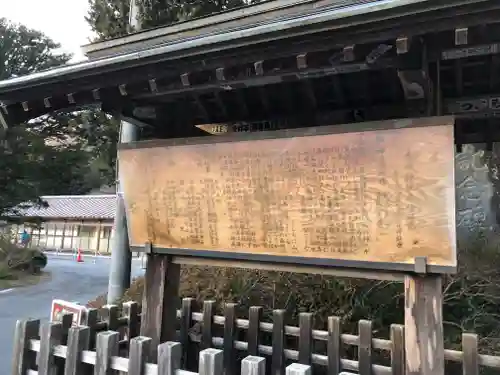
[119,117,457,273]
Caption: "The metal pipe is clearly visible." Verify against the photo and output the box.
[107,0,142,304]
[0,0,470,92]
[107,120,138,303]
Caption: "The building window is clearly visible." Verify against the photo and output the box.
[101,227,112,239]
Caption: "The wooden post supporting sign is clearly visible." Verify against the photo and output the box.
[140,251,180,361]
[404,274,444,375]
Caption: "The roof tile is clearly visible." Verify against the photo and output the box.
[15,195,116,220]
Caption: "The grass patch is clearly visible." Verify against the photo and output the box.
[0,270,51,290]
[0,234,49,290]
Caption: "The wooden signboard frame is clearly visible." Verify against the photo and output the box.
[119,116,457,276]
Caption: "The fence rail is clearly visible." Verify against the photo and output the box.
[13,299,500,375]
[15,322,314,375]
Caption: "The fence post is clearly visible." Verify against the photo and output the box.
[404,275,444,375]
[38,321,63,375]
[286,363,312,375]
[199,348,224,375]
[65,326,90,375]
[298,313,313,365]
[358,320,372,375]
[247,306,263,357]
[180,298,194,368]
[201,300,215,350]
[391,324,405,375]
[102,305,119,331]
[95,331,120,375]
[123,301,140,341]
[140,254,180,361]
[158,342,181,375]
[224,303,238,375]
[462,333,479,375]
[11,319,40,375]
[327,316,341,375]
[128,336,153,375]
[242,356,266,375]
[83,308,98,350]
[272,310,286,375]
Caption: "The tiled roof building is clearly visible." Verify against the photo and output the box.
[17,195,116,220]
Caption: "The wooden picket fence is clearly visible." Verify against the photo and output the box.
[12,299,500,375]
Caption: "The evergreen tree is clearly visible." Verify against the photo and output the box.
[0,19,119,215]
[86,0,261,41]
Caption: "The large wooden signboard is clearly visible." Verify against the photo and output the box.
[119,117,457,273]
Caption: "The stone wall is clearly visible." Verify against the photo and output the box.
[456,144,500,249]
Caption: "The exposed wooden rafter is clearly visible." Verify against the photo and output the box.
[296,54,317,109]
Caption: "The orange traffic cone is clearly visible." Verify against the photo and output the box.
[76,248,84,263]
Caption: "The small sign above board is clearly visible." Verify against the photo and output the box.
[119,117,457,274]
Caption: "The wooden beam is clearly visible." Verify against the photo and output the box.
[302,82,317,109]
[213,91,229,118]
[491,55,500,90]
[135,55,398,100]
[329,75,345,107]
[193,95,210,122]
[455,59,463,96]
[140,254,180,360]
[236,91,249,118]
[295,53,316,108]
[404,275,444,375]
[258,87,270,113]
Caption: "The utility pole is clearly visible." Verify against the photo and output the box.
[106,0,141,304]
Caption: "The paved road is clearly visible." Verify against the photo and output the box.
[0,254,144,374]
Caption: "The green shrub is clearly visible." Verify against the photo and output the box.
[88,233,500,357]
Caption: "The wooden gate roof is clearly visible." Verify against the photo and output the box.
[0,0,498,144]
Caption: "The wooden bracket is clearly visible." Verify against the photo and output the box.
[343,45,355,62]
[144,241,153,254]
[216,67,226,81]
[296,53,308,69]
[254,61,264,76]
[414,256,428,274]
[148,79,158,93]
[180,73,190,87]
[455,27,468,46]
[92,89,101,101]
[118,84,128,96]
[396,36,410,55]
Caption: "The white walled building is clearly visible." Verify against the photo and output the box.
[7,195,116,254]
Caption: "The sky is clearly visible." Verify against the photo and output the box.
[0,0,94,62]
